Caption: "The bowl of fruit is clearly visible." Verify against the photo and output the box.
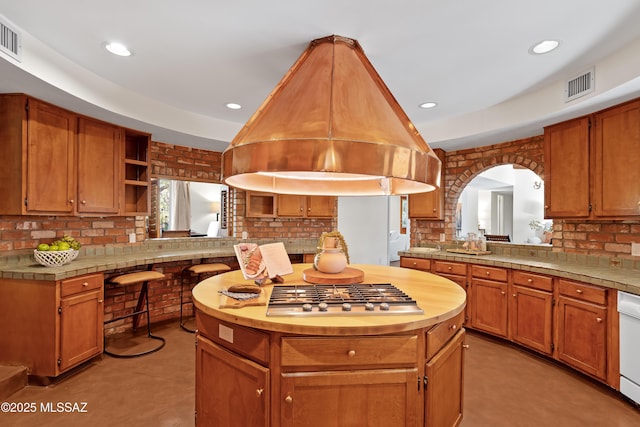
[34,235,81,267]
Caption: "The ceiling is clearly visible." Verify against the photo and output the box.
[2,0,640,153]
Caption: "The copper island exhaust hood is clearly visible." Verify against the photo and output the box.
[222,35,441,196]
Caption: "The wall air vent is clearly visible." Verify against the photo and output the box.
[565,68,594,102]
[0,15,22,62]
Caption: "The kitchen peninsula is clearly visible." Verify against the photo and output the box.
[192,263,467,427]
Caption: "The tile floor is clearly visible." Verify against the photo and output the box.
[1,322,638,426]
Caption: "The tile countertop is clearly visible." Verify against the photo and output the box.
[0,237,319,282]
[399,246,640,296]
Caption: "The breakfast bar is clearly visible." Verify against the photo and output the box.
[192,263,467,426]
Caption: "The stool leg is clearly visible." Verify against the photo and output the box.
[180,271,196,333]
[132,282,147,331]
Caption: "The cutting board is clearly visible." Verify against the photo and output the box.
[302,267,364,284]
[446,249,492,256]
[218,291,267,309]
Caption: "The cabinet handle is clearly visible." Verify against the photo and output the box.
[432,208,436,212]
[347,350,356,357]
[447,266,452,270]
[596,317,603,323]
[486,271,490,276]
[450,324,457,330]
[83,282,89,287]
[69,199,74,205]
[462,344,470,349]
[501,291,506,295]
[81,200,87,204]
[98,300,103,303]
[512,294,517,297]
[412,262,417,266]
[576,289,583,294]
[527,278,533,284]
[256,388,264,397]
[285,395,293,404]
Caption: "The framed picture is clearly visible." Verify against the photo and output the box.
[400,196,409,234]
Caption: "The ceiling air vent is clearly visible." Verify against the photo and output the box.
[0,15,22,62]
[565,68,594,102]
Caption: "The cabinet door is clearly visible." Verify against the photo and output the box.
[425,329,465,427]
[58,289,104,372]
[470,279,508,337]
[196,335,269,427]
[278,194,305,217]
[509,285,553,355]
[26,98,76,214]
[543,117,591,218]
[408,190,442,219]
[593,100,640,217]
[306,196,335,217]
[556,296,607,381]
[280,368,418,427]
[77,117,120,214]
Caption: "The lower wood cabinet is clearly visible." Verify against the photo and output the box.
[555,279,609,381]
[0,273,104,377]
[280,368,418,426]
[425,329,465,427]
[509,271,553,355]
[469,266,509,338]
[195,335,269,427]
[195,311,465,426]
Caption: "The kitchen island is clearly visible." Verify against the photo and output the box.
[192,264,467,427]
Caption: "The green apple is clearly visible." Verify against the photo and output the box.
[37,243,49,251]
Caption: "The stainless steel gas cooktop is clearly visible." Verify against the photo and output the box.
[266,283,423,316]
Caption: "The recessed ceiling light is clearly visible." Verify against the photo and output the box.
[419,102,437,109]
[105,42,132,57]
[225,103,242,110]
[529,40,560,55]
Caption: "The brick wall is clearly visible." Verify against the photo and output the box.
[411,134,640,260]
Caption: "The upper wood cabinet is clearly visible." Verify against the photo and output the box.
[0,94,150,216]
[544,98,640,219]
[0,94,76,215]
[409,148,445,220]
[246,191,276,217]
[277,194,336,217]
[122,129,151,215]
[544,117,591,218]
[593,100,640,217]
[77,117,121,215]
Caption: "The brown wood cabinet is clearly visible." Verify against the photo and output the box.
[468,265,509,338]
[0,273,104,377]
[246,191,277,217]
[509,271,553,355]
[77,117,121,215]
[432,260,468,323]
[122,129,151,215]
[277,194,335,217]
[0,94,151,216]
[593,99,640,217]
[544,98,640,219]
[0,94,76,215]
[409,149,445,220]
[425,329,465,427]
[555,279,609,381]
[196,335,269,427]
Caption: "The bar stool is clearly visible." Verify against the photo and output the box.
[104,270,167,357]
[180,263,231,332]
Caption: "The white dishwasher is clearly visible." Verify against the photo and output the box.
[619,291,640,405]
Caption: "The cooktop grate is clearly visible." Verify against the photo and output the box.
[266,283,423,316]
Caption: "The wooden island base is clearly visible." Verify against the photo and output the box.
[192,264,467,427]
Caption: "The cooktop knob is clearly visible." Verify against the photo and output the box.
[342,302,352,311]
[318,302,328,312]
[380,302,390,311]
[302,303,313,312]
[365,302,375,311]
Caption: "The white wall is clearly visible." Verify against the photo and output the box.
[338,196,390,265]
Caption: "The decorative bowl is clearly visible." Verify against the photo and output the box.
[33,249,79,267]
